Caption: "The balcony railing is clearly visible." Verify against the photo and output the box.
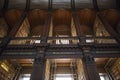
[1,36,116,45]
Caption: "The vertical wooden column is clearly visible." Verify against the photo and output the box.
[30,51,46,80]
[82,49,100,80]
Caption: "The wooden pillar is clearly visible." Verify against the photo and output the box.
[30,51,46,80]
[82,50,100,80]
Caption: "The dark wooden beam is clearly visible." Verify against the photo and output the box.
[2,51,120,59]
[30,51,46,80]
[46,53,83,59]
[0,0,30,57]
[1,54,36,59]
[92,0,99,11]
[48,0,52,11]
[41,13,52,43]
[2,0,9,11]
[8,0,30,36]
[116,0,120,10]
[72,12,82,36]
[82,53,100,80]
[71,0,75,10]
[93,53,120,58]
[97,14,120,44]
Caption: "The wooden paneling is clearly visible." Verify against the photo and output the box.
[27,10,47,36]
[77,9,96,35]
[53,9,71,26]
[0,18,8,37]
[28,10,47,27]
[77,9,96,27]
[5,10,23,28]
[53,9,71,35]
[101,9,120,27]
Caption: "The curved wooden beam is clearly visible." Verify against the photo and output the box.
[0,0,30,57]
[8,0,30,36]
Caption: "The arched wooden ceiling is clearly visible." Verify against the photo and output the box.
[53,9,71,36]
[0,18,8,37]
[77,9,96,35]
[5,9,23,29]
[27,10,47,36]
[28,10,47,27]
[53,9,71,26]
[77,9,96,27]
[101,9,120,27]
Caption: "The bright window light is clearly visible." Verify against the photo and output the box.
[86,39,94,43]
[56,77,72,80]
[56,39,69,44]
[23,77,30,80]
[100,76,105,80]
[56,35,69,44]
[35,40,41,43]
[55,74,73,80]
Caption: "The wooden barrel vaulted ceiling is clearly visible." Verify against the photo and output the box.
[77,9,96,35]
[0,0,119,38]
[53,9,71,36]
[5,10,23,29]
[100,9,120,34]
[27,10,47,36]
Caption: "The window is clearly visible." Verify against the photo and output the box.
[54,74,73,80]
[56,35,69,44]
[23,77,30,80]
[100,76,105,80]
[99,73,109,80]
[19,74,31,80]
[30,36,41,44]
[56,77,72,80]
